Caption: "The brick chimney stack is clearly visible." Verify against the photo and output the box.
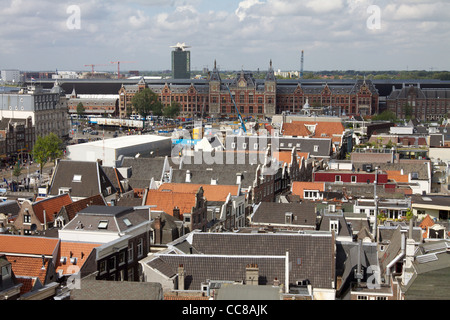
[153,216,162,244]
[178,264,185,291]
[245,263,259,285]
[173,207,181,220]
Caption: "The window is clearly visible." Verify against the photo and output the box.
[99,260,106,274]
[128,243,134,262]
[335,175,341,182]
[98,220,108,229]
[24,214,31,223]
[314,145,319,152]
[351,176,357,183]
[137,238,144,258]
[357,295,368,300]
[72,175,82,182]
[108,256,116,271]
[330,220,339,233]
[119,251,126,266]
[123,218,132,227]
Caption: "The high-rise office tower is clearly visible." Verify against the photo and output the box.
[171,43,191,79]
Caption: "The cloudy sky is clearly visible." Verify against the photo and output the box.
[1,0,449,72]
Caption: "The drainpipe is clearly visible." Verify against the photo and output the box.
[285,250,289,294]
[385,230,406,280]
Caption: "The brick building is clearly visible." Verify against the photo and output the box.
[387,84,450,121]
[117,61,379,119]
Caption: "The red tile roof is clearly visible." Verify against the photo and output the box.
[15,277,37,295]
[282,121,345,144]
[291,181,325,198]
[158,183,239,202]
[56,241,102,275]
[145,190,198,217]
[0,234,59,256]
[7,256,49,285]
[33,193,73,224]
[62,194,106,221]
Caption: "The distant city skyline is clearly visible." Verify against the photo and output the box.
[1,0,449,72]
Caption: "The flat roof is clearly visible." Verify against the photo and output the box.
[69,134,171,149]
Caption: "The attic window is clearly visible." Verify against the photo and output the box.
[123,218,132,227]
[98,220,108,229]
[73,175,82,182]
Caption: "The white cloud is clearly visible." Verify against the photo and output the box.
[235,0,263,21]
[0,0,449,71]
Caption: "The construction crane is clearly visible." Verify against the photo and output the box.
[300,50,304,79]
[110,61,136,79]
[84,64,108,73]
[225,84,247,133]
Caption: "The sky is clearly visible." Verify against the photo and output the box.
[1,0,449,72]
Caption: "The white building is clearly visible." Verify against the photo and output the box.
[1,69,21,84]
[0,81,69,139]
[66,134,172,167]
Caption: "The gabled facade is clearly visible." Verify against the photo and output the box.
[13,193,72,235]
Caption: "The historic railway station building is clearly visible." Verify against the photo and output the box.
[118,60,380,119]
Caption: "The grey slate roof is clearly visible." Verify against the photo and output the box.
[402,240,450,300]
[70,278,163,300]
[335,241,379,297]
[48,160,117,198]
[0,200,21,217]
[319,212,353,238]
[121,157,166,188]
[63,205,150,233]
[188,232,335,289]
[251,202,317,227]
[148,254,286,290]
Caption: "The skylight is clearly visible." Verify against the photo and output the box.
[73,175,82,182]
[98,220,108,229]
[123,218,132,227]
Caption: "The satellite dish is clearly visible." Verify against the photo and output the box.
[30,224,37,231]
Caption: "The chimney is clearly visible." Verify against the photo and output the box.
[273,277,280,287]
[185,170,191,183]
[236,173,242,185]
[153,216,162,244]
[178,264,185,291]
[173,207,181,220]
[41,255,46,270]
[245,264,259,285]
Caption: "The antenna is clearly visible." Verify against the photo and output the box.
[300,50,304,79]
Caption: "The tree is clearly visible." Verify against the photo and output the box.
[163,102,181,118]
[372,110,397,122]
[76,102,85,118]
[131,88,163,118]
[32,133,64,175]
[12,162,22,181]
